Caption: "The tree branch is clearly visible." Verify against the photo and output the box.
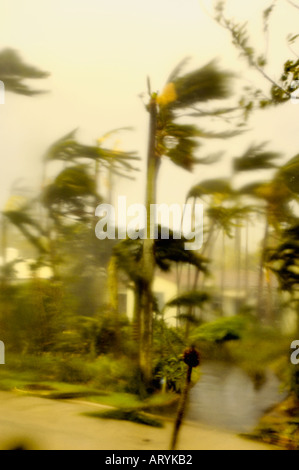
[286,0,299,10]
[215,10,291,99]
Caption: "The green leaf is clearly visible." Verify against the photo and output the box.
[166,291,210,309]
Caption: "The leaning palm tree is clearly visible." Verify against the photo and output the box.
[0,49,49,284]
[238,177,293,322]
[187,178,250,317]
[139,59,240,384]
[232,143,285,321]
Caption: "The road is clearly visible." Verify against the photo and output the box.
[0,392,279,450]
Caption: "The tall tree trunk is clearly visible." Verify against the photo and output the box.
[133,281,142,349]
[139,95,159,386]
[245,217,250,299]
[175,263,181,328]
[185,199,197,337]
[193,218,216,291]
[107,255,120,354]
[257,218,269,322]
[235,221,242,313]
[220,230,226,316]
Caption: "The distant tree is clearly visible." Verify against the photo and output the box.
[0,48,49,96]
[0,49,49,284]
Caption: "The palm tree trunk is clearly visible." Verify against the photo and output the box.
[220,230,226,315]
[235,221,242,313]
[139,94,159,386]
[265,268,273,324]
[175,263,181,328]
[133,281,142,347]
[193,219,216,291]
[245,217,250,298]
[107,255,120,353]
[257,218,269,322]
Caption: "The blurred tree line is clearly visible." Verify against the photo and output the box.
[1,0,299,399]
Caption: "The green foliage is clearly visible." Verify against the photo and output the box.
[113,230,208,283]
[4,209,47,254]
[43,164,97,220]
[191,315,249,344]
[280,154,299,195]
[0,48,49,96]
[227,325,293,388]
[213,1,299,112]
[206,206,251,238]
[44,129,140,178]
[54,358,95,384]
[0,280,65,354]
[164,60,232,110]
[268,222,299,292]
[166,291,210,309]
[84,409,163,428]
[155,356,186,393]
[154,60,239,171]
[233,143,281,173]
[91,356,140,393]
[152,322,187,393]
[188,178,233,199]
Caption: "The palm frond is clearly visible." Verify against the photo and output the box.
[0,48,49,96]
[233,143,281,172]
[166,291,210,308]
[280,154,299,194]
[187,178,233,199]
[161,61,233,110]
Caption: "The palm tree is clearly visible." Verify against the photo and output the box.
[238,177,293,322]
[112,230,208,388]
[139,60,239,384]
[0,49,49,284]
[187,178,251,314]
[41,130,140,279]
[232,143,285,321]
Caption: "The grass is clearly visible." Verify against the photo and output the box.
[84,392,145,409]
[0,360,178,415]
[83,409,164,428]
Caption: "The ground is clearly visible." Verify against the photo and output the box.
[0,392,281,450]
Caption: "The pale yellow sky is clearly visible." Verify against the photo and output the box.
[0,0,298,212]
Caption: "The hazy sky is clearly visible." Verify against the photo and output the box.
[0,0,299,210]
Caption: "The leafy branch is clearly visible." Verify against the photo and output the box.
[213,1,299,108]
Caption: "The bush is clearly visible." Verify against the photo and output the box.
[92,355,138,393]
[54,357,94,384]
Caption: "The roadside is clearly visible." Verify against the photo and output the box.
[0,391,281,450]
